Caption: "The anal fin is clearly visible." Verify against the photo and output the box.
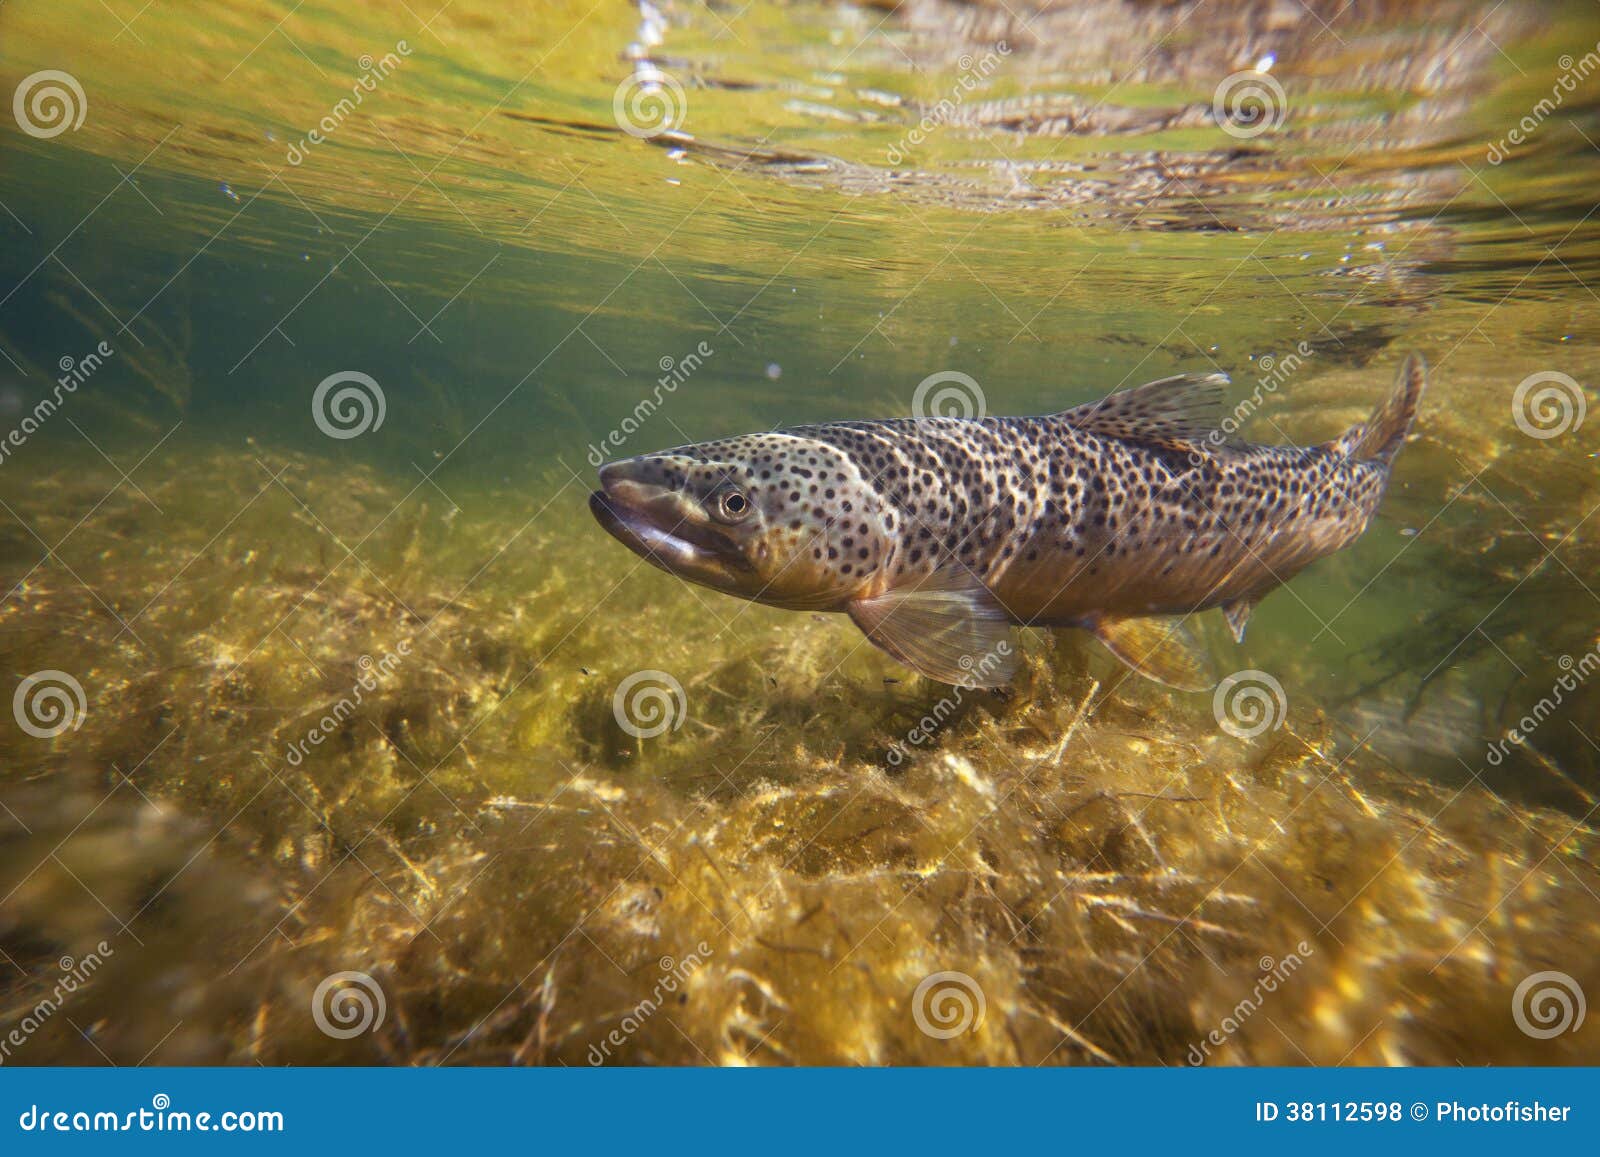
[1086,615,1215,692]
[847,572,1017,689]
[1220,597,1257,644]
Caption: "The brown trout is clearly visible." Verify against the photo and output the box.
[589,355,1426,689]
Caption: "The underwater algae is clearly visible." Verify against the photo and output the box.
[2,437,1597,1067]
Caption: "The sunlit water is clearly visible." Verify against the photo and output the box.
[1,0,1598,1066]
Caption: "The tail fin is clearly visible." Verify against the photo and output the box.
[1344,353,1426,467]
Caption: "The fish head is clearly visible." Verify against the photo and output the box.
[590,432,889,610]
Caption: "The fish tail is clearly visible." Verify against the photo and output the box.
[1343,352,1426,467]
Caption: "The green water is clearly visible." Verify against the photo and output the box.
[1,0,1598,1065]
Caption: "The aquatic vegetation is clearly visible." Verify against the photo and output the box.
[1,441,1596,1065]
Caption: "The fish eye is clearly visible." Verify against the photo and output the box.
[712,488,752,523]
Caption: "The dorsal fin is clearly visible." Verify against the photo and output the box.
[1055,373,1229,443]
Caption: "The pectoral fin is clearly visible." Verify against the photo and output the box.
[1086,615,1215,691]
[847,573,1017,688]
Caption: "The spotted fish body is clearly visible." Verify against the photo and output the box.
[589,356,1426,689]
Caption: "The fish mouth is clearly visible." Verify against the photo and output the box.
[589,465,754,592]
